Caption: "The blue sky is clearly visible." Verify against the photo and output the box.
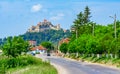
[0,0,120,38]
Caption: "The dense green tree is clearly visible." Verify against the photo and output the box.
[59,43,68,54]
[41,41,54,52]
[68,41,77,53]
[2,37,29,57]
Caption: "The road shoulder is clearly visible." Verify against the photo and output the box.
[64,57,120,70]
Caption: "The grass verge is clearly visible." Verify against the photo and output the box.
[65,54,120,68]
[8,64,57,74]
[0,55,58,74]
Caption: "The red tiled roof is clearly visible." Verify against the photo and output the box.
[31,47,36,51]
[59,38,70,45]
[37,45,46,50]
[63,38,70,43]
[30,45,46,51]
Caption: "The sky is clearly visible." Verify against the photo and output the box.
[0,0,120,38]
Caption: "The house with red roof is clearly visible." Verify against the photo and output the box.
[55,38,70,56]
[31,45,47,54]
[59,38,70,45]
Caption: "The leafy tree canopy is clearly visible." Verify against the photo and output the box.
[41,41,54,52]
[2,37,29,57]
[59,43,68,54]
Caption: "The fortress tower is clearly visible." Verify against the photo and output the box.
[27,19,61,32]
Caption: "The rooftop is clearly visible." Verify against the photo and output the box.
[31,45,46,51]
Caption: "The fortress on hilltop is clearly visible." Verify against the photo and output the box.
[27,19,61,32]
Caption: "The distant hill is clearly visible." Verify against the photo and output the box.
[20,29,71,45]
[24,19,71,45]
[0,20,71,46]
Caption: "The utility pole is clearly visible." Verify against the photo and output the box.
[76,28,78,39]
[109,14,117,39]
[92,23,95,36]
[75,25,78,57]
[71,25,78,39]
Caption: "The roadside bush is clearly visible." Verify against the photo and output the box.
[0,55,44,70]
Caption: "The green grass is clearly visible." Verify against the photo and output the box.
[7,64,57,74]
[0,55,58,74]
[67,54,120,68]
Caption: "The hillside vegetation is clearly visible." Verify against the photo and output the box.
[0,29,70,46]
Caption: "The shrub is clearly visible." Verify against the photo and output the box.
[0,55,44,70]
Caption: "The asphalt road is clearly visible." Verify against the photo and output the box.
[36,54,120,74]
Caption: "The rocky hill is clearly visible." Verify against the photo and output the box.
[27,19,61,32]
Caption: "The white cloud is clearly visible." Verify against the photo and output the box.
[50,13,65,21]
[31,4,42,12]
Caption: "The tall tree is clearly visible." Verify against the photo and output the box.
[73,12,84,38]
[84,6,91,23]
[72,6,91,39]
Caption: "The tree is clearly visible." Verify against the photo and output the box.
[2,37,12,57]
[0,38,2,46]
[75,12,84,25]
[41,41,54,53]
[2,37,29,57]
[59,43,68,54]
[73,6,91,26]
[73,12,84,38]
[84,6,91,23]
[72,6,91,39]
